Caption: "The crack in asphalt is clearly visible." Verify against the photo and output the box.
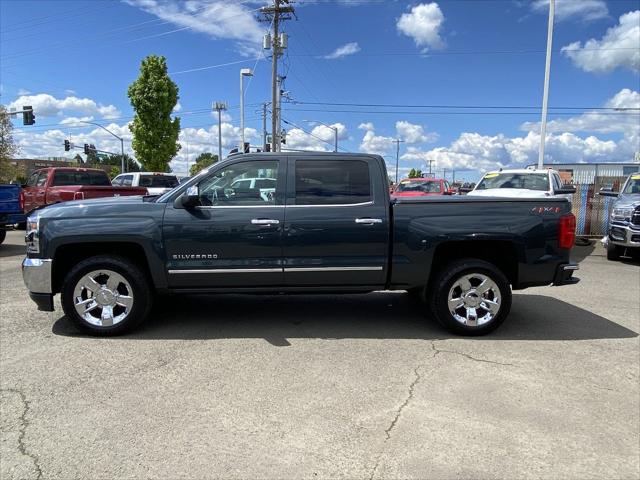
[430,340,514,366]
[370,342,513,479]
[1,388,43,480]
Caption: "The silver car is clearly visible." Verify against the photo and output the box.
[600,174,640,260]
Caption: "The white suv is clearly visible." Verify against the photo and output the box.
[467,168,575,200]
[112,172,179,196]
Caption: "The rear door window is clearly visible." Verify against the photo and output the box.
[139,174,179,188]
[120,175,133,187]
[52,171,111,186]
[293,160,371,205]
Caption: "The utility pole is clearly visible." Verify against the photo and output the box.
[261,0,294,153]
[393,138,405,184]
[427,159,435,176]
[213,101,227,161]
[538,0,555,169]
[262,102,269,150]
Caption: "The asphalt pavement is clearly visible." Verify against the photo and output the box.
[1,229,638,479]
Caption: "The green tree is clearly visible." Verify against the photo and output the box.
[408,168,416,178]
[128,55,181,172]
[72,154,84,165]
[100,154,142,172]
[415,169,423,178]
[189,152,218,176]
[0,105,19,183]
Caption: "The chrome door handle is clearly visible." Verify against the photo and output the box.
[251,219,280,225]
[355,218,383,224]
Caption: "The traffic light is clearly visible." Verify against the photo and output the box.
[244,142,250,153]
[281,130,286,144]
[83,144,90,154]
[64,140,71,152]
[265,144,271,152]
[89,144,96,153]
[22,106,35,125]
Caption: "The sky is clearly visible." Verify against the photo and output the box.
[1,0,639,181]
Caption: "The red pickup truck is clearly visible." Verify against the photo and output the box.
[21,167,148,214]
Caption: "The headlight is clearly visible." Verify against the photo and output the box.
[25,215,40,254]
[612,207,633,221]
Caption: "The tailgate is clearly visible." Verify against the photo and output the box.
[0,185,21,214]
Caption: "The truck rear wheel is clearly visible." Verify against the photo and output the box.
[428,259,512,336]
[61,255,152,336]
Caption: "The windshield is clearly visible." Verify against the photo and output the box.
[622,176,640,194]
[395,180,441,193]
[476,173,549,192]
[52,170,111,186]
[139,175,179,188]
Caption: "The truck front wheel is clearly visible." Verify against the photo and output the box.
[61,255,152,336]
[606,241,622,261]
[428,259,512,336]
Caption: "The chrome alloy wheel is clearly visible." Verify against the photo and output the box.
[447,273,501,327]
[73,270,134,327]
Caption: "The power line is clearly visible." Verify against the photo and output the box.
[287,100,640,111]
[281,117,349,152]
[283,108,639,116]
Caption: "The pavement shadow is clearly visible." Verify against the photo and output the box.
[572,242,596,263]
[52,292,638,345]
[0,243,25,258]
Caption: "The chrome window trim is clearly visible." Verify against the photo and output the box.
[194,205,284,210]
[287,201,374,208]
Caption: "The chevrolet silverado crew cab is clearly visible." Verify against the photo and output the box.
[22,153,579,337]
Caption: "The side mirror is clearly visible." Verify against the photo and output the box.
[174,185,201,209]
[598,186,619,197]
[555,186,576,195]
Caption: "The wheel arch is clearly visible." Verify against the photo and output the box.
[51,241,160,294]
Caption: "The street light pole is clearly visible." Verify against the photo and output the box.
[538,0,555,169]
[240,68,253,152]
[79,121,126,173]
[213,101,227,161]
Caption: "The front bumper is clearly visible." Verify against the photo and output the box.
[553,263,580,286]
[22,257,55,312]
[606,223,640,248]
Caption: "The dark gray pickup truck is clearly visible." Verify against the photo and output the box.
[22,152,579,336]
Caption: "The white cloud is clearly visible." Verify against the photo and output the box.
[172,123,259,173]
[360,130,396,155]
[395,120,438,143]
[124,0,264,55]
[17,88,31,96]
[172,102,182,113]
[59,116,95,125]
[520,88,640,138]
[7,93,120,119]
[401,130,625,173]
[358,122,374,131]
[562,10,640,73]
[323,42,361,60]
[531,0,608,22]
[397,2,445,51]
[284,123,348,151]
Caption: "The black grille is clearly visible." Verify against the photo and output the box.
[633,206,640,226]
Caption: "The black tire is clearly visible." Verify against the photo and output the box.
[16,221,26,231]
[606,241,622,261]
[61,255,153,336]
[428,259,512,336]
[0,229,6,244]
